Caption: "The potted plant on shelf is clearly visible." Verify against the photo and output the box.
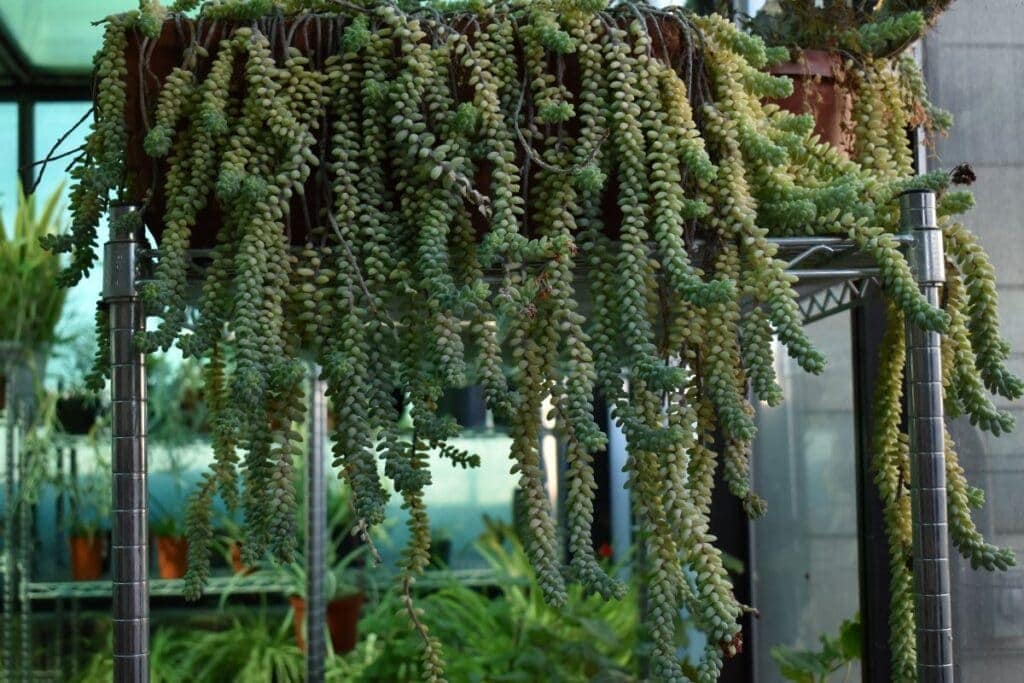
[214,515,253,575]
[746,1,957,148]
[66,466,111,581]
[0,182,66,410]
[69,520,108,581]
[262,544,367,655]
[151,449,195,579]
[151,500,189,580]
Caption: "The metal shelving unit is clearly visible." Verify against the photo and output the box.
[24,567,519,602]
[1,191,953,683]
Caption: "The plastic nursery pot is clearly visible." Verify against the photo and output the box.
[69,535,106,581]
[55,394,101,435]
[155,535,189,579]
[289,593,365,654]
[768,49,853,153]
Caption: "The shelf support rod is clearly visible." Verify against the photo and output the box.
[104,206,149,683]
[901,190,954,683]
[307,366,328,682]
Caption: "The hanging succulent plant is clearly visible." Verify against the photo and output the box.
[45,1,1017,680]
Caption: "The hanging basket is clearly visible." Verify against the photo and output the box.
[768,49,853,152]
[122,15,701,249]
[55,394,101,435]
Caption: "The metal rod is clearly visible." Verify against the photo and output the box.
[788,268,881,279]
[4,370,16,682]
[17,420,29,683]
[306,366,328,682]
[104,205,149,683]
[56,446,65,574]
[852,290,896,683]
[901,190,953,683]
[16,98,33,192]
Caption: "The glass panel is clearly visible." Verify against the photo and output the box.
[0,103,16,227]
[32,101,102,376]
[0,2,126,72]
[925,6,1024,681]
[751,312,862,682]
[380,429,518,569]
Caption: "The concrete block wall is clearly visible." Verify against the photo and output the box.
[925,4,1024,680]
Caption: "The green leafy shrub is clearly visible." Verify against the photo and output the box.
[0,183,66,346]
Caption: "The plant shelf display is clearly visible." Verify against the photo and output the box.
[46,2,1020,681]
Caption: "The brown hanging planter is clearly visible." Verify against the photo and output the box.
[289,593,365,654]
[768,49,853,153]
[154,535,189,579]
[69,535,106,581]
[121,16,699,249]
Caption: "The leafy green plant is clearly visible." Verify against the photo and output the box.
[337,519,643,682]
[254,542,366,601]
[44,2,1018,679]
[746,1,955,58]
[76,623,192,683]
[150,448,196,538]
[150,499,186,539]
[180,614,305,682]
[0,182,66,346]
[771,615,862,683]
[147,355,210,446]
[66,453,112,541]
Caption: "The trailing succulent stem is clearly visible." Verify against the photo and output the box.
[46,3,1018,681]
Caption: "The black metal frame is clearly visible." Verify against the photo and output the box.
[0,14,91,190]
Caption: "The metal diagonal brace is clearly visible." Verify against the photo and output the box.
[104,206,149,683]
[902,190,954,683]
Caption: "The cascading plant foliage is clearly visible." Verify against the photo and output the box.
[44,1,1018,680]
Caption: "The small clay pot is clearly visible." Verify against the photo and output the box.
[769,49,853,153]
[230,542,254,575]
[69,535,105,581]
[290,593,365,654]
[155,535,189,579]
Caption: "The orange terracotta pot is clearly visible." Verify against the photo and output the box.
[769,49,853,153]
[230,542,254,575]
[290,593,365,654]
[155,536,188,579]
[70,535,105,581]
